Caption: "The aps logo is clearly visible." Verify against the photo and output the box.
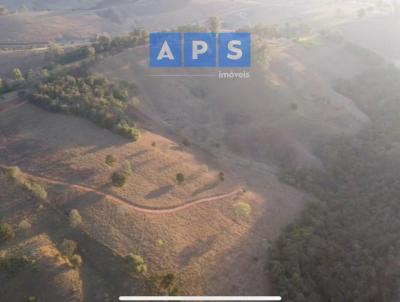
[149,32,251,68]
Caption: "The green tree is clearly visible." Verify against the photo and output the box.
[112,172,126,187]
[13,68,24,81]
[61,239,77,258]
[126,254,147,274]
[70,254,82,268]
[5,166,22,181]
[18,219,32,231]
[46,43,64,62]
[69,209,82,228]
[176,173,185,184]
[0,223,15,243]
[105,154,117,166]
[182,138,191,147]
[24,181,47,200]
[149,272,180,295]
[0,77,3,91]
[208,16,221,33]
[233,202,252,220]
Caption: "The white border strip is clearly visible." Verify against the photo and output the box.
[119,297,282,301]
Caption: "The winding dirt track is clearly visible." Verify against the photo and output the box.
[0,98,243,214]
[26,171,244,214]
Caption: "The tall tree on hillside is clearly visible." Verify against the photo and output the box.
[208,16,221,33]
[13,68,24,81]
[46,43,65,62]
[0,77,3,91]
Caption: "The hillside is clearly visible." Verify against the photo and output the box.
[0,98,307,295]
[0,1,399,300]
[0,11,120,43]
[95,36,371,171]
[0,165,145,302]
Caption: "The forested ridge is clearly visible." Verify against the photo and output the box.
[30,72,140,140]
[270,65,400,302]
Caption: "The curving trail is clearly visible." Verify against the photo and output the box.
[32,173,243,214]
[0,165,243,214]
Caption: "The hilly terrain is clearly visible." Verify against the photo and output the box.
[1,0,400,301]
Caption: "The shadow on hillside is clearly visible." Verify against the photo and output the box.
[179,235,218,267]
[58,190,105,213]
[127,150,148,159]
[191,181,218,197]
[145,185,173,199]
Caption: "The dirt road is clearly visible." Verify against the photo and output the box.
[0,165,243,214]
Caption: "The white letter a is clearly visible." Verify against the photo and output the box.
[157,41,175,60]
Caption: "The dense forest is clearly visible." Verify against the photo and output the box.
[269,65,400,302]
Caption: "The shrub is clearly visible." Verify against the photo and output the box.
[24,181,47,200]
[126,254,147,274]
[5,166,21,180]
[156,239,165,247]
[111,172,126,187]
[149,272,180,295]
[219,172,225,182]
[176,173,185,184]
[70,254,82,268]
[69,209,82,228]
[182,138,191,147]
[121,160,132,175]
[13,68,24,81]
[18,219,32,231]
[233,202,252,220]
[116,120,140,141]
[0,223,15,243]
[105,154,117,166]
[61,239,77,258]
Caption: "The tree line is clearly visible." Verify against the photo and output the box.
[29,71,140,140]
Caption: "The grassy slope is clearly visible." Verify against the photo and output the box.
[0,99,307,295]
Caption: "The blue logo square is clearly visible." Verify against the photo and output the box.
[149,33,182,67]
[184,33,217,67]
[218,33,251,67]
